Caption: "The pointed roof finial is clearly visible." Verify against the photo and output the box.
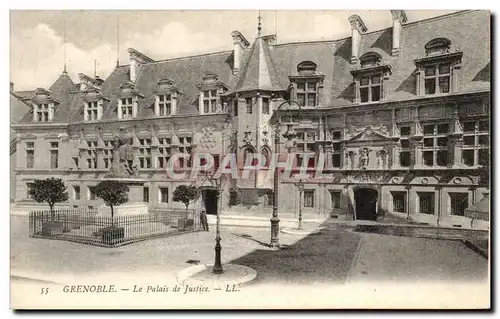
[257,10,262,37]
[63,11,68,75]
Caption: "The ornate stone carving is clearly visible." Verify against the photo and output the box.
[359,147,370,169]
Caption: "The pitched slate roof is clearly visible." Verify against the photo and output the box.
[10,92,29,134]
[232,36,283,93]
[15,10,490,124]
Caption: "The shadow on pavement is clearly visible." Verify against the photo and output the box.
[228,225,362,286]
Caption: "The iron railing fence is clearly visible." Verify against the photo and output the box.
[29,208,201,247]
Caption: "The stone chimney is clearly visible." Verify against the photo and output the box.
[391,10,407,57]
[231,31,250,75]
[348,14,368,64]
[127,48,155,82]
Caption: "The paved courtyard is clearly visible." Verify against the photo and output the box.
[10,215,489,309]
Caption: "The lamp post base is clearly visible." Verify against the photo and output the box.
[269,217,280,248]
[212,237,223,274]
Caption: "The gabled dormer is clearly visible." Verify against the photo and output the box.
[414,38,463,96]
[196,73,229,115]
[350,52,392,103]
[288,61,325,107]
[116,82,144,120]
[153,78,183,117]
[78,73,108,122]
[31,88,59,122]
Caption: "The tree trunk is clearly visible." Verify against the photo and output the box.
[110,205,114,226]
[49,203,55,221]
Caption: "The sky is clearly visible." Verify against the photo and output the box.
[10,10,459,91]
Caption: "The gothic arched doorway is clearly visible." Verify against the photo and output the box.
[354,188,378,221]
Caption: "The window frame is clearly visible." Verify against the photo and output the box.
[296,80,318,107]
[158,94,172,116]
[391,191,407,213]
[449,192,469,216]
[138,138,152,169]
[120,97,134,120]
[359,74,382,103]
[303,190,315,208]
[462,119,489,167]
[203,89,219,114]
[423,62,451,95]
[26,141,35,168]
[421,122,449,167]
[417,192,435,215]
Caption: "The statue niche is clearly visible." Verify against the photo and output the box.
[111,134,138,176]
[359,147,370,169]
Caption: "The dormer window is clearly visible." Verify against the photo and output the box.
[289,61,325,108]
[158,94,172,116]
[424,63,451,95]
[35,103,50,122]
[120,97,134,120]
[31,88,56,122]
[414,38,462,96]
[84,101,101,121]
[203,89,218,114]
[153,78,181,117]
[350,52,391,104]
[360,75,381,102]
[116,82,143,120]
[196,73,228,115]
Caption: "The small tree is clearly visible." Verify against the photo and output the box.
[29,178,68,219]
[172,185,199,213]
[94,181,130,225]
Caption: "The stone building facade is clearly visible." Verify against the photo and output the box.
[11,10,490,229]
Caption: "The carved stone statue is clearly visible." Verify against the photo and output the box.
[111,135,137,176]
[359,148,370,169]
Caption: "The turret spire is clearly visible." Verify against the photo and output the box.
[257,11,262,37]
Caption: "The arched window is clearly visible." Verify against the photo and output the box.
[297,61,317,75]
[359,52,382,68]
[261,147,271,167]
[243,147,256,166]
[425,38,451,56]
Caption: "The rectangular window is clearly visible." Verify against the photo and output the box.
[89,186,96,200]
[26,182,34,200]
[202,90,218,114]
[296,80,318,107]
[158,138,171,169]
[462,120,489,167]
[304,190,315,208]
[120,97,134,119]
[49,142,59,169]
[138,138,152,169]
[229,191,238,206]
[359,74,382,103]
[86,101,99,121]
[332,153,341,168]
[424,63,451,95]
[102,141,112,169]
[330,191,341,209]
[262,98,270,115]
[450,193,468,216]
[26,142,35,168]
[35,103,50,122]
[86,141,98,169]
[418,192,435,215]
[74,186,81,200]
[160,187,168,203]
[422,123,449,167]
[392,191,406,213]
[245,98,253,114]
[158,94,172,116]
[143,187,149,203]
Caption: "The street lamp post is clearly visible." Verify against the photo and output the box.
[296,179,305,230]
[212,177,223,274]
[270,100,301,248]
